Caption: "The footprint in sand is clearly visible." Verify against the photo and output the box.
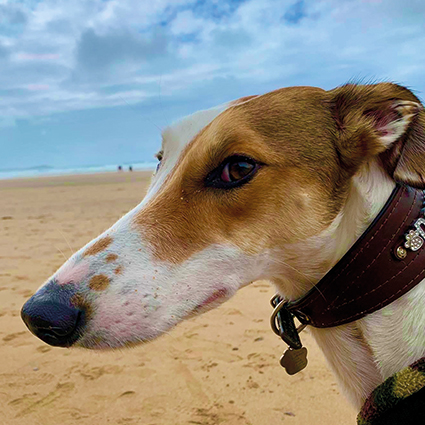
[179,340,243,363]
[9,392,40,407]
[243,329,268,340]
[3,331,27,343]
[223,308,243,316]
[191,406,251,425]
[13,275,29,282]
[243,352,276,371]
[201,362,219,372]
[13,382,75,418]
[118,391,136,398]
[18,289,34,298]
[117,418,141,424]
[140,394,168,418]
[79,365,123,380]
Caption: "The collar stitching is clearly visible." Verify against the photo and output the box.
[325,189,419,311]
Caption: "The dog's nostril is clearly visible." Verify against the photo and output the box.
[32,311,82,338]
[21,287,85,347]
[47,325,77,337]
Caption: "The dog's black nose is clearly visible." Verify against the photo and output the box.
[21,282,85,347]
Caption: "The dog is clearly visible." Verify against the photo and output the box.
[21,82,425,414]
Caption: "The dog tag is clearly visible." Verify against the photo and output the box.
[280,347,308,375]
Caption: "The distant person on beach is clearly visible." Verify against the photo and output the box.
[118,165,122,172]
[129,166,133,172]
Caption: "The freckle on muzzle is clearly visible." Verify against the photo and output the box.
[21,281,88,347]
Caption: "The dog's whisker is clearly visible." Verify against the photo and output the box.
[277,259,327,301]
[275,258,317,284]
[52,243,68,262]
[309,281,326,301]
[56,227,75,256]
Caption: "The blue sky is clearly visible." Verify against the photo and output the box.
[0,0,425,169]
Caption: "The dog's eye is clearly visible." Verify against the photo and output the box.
[221,160,255,183]
[205,155,260,189]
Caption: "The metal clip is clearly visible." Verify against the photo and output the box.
[270,295,309,374]
[270,296,307,349]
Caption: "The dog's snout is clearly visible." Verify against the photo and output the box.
[21,282,85,347]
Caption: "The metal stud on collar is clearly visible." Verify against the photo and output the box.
[396,217,425,259]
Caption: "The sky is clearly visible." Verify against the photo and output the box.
[0,0,425,170]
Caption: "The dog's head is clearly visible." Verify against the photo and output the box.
[21,83,424,349]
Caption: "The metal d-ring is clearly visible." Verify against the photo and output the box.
[270,297,287,337]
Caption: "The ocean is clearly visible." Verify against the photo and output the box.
[0,162,157,180]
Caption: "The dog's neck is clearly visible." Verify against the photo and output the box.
[272,161,425,409]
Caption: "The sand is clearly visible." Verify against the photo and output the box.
[0,171,356,425]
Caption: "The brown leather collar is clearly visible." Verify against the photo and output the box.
[286,184,425,328]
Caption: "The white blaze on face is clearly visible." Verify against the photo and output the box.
[147,103,231,201]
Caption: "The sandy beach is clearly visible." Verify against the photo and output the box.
[0,171,356,425]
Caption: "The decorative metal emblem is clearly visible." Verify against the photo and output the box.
[404,218,425,252]
[404,230,424,251]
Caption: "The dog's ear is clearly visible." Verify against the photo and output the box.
[328,83,425,187]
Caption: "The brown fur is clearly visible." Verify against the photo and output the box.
[135,87,346,263]
[70,293,93,321]
[134,83,424,265]
[82,236,113,257]
[89,274,110,291]
[106,253,118,263]
[328,83,424,185]
[228,95,258,106]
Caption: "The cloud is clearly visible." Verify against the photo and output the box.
[0,3,27,26]
[74,28,169,78]
[1,0,425,169]
[0,43,9,58]
[1,0,425,119]
[170,10,206,35]
[283,0,307,24]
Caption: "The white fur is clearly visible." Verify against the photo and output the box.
[149,103,230,199]
[76,242,264,349]
[301,161,396,408]
[378,100,421,148]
